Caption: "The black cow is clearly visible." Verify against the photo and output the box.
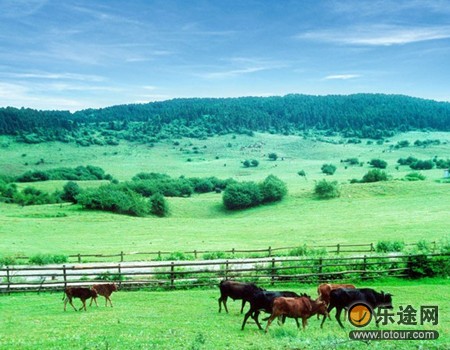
[218,280,264,313]
[241,290,301,330]
[325,288,393,328]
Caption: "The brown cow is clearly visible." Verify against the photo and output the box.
[317,283,356,321]
[90,283,118,307]
[63,287,98,311]
[265,296,328,332]
[317,283,356,305]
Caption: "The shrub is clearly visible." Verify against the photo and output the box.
[321,164,336,175]
[407,255,450,278]
[0,255,17,267]
[375,240,405,253]
[61,181,81,203]
[77,185,150,217]
[150,193,169,217]
[314,179,340,199]
[243,160,251,168]
[297,170,306,177]
[259,175,287,203]
[361,169,388,183]
[28,254,68,265]
[223,181,262,210]
[14,187,62,206]
[404,172,426,181]
[369,158,387,169]
[251,159,259,167]
[268,153,278,161]
[410,159,434,170]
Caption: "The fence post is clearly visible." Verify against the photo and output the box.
[194,250,198,259]
[225,260,229,280]
[77,254,81,263]
[63,265,67,289]
[268,246,272,257]
[336,244,340,255]
[118,264,122,289]
[170,262,175,289]
[362,255,367,280]
[370,243,375,252]
[231,248,235,256]
[318,257,323,280]
[271,258,275,286]
[158,251,161,260]
[6,266,10,295]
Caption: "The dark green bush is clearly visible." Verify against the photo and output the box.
[369,158,387,169]
[321,164,337,175]
[77,185,150,217]
[404,172,426,181]
[314,179,340,199]
[28,254,68,265]
[407,255,450,278]
[61,181,81,203]
[259,175,287,203]
[375,240,405,253]
[361,169,388,183]
[150,193,169,217]
[0,255,17,267]
[223,181,263,210]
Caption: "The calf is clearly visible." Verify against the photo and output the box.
[325,288,393,328]
[90,283,118,307]
[265,296,328,332]
[218,280,264,313]
[241,290,300,330]
[63,287,98,311]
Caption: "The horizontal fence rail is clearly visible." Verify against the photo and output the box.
[1,252,447,294]
[9,241,438,264]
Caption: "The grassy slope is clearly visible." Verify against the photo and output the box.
[0,279,448,350]
[0,131,449,256]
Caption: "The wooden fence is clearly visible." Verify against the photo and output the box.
[10,241,437,264]
[1,252,447,294]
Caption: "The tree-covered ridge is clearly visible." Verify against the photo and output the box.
[1,94,449,142]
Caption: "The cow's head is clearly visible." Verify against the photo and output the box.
[381,291,393,309]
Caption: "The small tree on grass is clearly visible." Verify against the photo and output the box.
[321,164,337,175]
[314,179,340,199]
[259,175,287,203]
[61,181,81,203]
[150,193,168,217]
[223,182,263,210]
[361,169,388,183]
[268,153,278,161]
[369,158,387,169]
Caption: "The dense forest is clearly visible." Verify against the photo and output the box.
[1,94,449,144]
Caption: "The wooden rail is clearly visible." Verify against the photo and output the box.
[1,252,447,293]
[10,241,437,263]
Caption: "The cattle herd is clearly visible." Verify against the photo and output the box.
[62,283,117,311]
[61,280,393,333]
[218,280,393,332]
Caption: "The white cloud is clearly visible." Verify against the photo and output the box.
[324,74,361,80]
[297,25,450,46]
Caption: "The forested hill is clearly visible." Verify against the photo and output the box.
[1,94,449,143]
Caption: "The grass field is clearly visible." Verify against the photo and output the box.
[0,279,448,350]
[0,131,449,257]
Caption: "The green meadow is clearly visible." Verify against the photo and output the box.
[0,131,449,257]
[0,279,448,350]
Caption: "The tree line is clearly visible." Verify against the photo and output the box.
[1,94,449,143]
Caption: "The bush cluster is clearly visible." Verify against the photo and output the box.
[321,164,336,175]
[369,158,387,169]
[16,165,112,182]
[314,179,340,199]
[375,240,405,253]
[28,254,68,265]
[222,175,287,210]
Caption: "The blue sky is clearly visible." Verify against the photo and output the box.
[1,0,450,111]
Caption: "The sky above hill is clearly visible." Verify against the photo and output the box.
[1,0,450,111]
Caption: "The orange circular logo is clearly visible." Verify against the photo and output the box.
[348,303,372,327]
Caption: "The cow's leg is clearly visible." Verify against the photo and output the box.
[241,308,253,330]
[240,300,246,314]
[253,311,263,330]
[302,317,307,330]
[107,296,113,307]
[219,295,228,313]
[79,299,87,311]
[320,314,327,328]
[294,318,300,329]
[265,314,277,333]
[90,296,98,307]
[66,297,77,312]
[335,307,345,328]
